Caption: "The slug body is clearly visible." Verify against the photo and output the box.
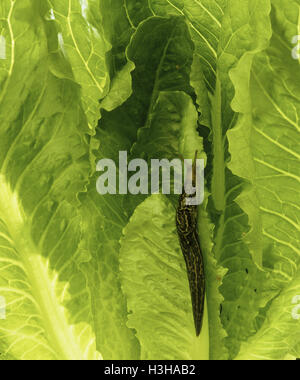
[176,152,205,336]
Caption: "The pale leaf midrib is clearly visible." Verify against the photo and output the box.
[211,76,225,213]
[0,175,85,360]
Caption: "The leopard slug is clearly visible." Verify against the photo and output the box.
[176,151,205,336]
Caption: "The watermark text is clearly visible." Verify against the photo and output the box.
[292,295,300,320]
[0,296,6,320]
[96,151,205,206]
[292,35,300,60]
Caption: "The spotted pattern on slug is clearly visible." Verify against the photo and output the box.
[176,153,205,337]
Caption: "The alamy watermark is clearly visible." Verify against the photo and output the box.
[0,36,6,60]
[0,296,6,320]
[96,151,205,206]
[292,295,300,320]
[292,35,300,60]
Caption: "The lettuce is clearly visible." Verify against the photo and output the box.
[0,0,299,360]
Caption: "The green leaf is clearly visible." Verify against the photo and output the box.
[0,190,98,360]
[126,16,194,130]
[0,0,298,361]
[198,197,228,360]
[77,16,196,358]
[228,0,300,359]
[120,194,210,360]
[126,90,204,213]
[79,165,141,359]
[98,0,135,111]
[118,16,196,215]
[190,55,211,128]
[189,59,228,359]
[236,269,300,360]
[229,0,300,276]
[94,15,195,167]
[125,0,226,92]
[0,1,98,360]
[127,10,276,361]
[188,3,275,356]
[188,0,275,359]
[48,0,111,132]
[120,90,219,359]
[100,61,135,112]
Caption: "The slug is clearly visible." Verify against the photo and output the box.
[176,151,205,337]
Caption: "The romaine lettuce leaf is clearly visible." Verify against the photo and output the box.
[48,0,111,132]
[228,0,300,359]
[120,194,210,360]
[0,0,299,361]
[78,17,197,359]
[117,0,280,359]
[0,0,99,360]
[98,0,135,112]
